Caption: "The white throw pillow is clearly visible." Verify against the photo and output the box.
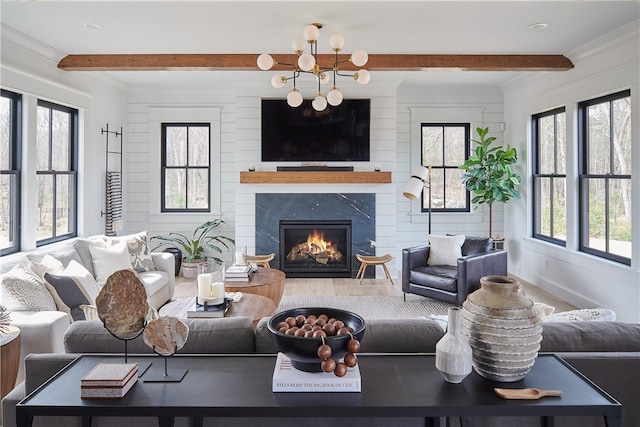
[427,234,465,266]
[90,242,133,286]
[28,254,65,279]
[63,260,102,303]
[0,265,57,311]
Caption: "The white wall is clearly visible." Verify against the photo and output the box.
[502,22,640,322]
[395,85,505,256]
[1,28,127,250]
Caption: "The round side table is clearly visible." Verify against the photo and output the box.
[1,325,21,399]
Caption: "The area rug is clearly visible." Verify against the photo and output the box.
[275,294,453,320]
[160,294,453,320]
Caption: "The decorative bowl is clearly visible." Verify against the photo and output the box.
[267,307,366,372]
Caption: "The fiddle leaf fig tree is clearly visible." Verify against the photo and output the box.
[460,126,521,239]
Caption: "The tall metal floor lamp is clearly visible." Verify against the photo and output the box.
[403,165,432,234]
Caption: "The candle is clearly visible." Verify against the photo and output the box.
[235,250,245,266]
[197,273,212,303]
[211,281,225,298]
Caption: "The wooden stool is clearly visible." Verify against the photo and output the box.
[245,253,275,269]
[355,253,394,285]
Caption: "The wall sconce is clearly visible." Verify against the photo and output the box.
[403,165,432,234]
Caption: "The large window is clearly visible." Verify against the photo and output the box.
[36,100,78,245]
[161,123,210,212]
[532,108,567,245]
[578,90,632,265]
[421,123,470,212]
[1,90,21,255]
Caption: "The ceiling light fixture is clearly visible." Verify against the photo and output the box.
[83,22,103,30]
[256,23,370,111]
[528,23,549,30]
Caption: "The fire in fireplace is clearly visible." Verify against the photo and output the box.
[279,220,352,277]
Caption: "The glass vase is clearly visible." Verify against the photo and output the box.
[435,307,473,383]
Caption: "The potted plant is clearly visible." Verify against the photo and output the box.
[460,126,521,239]
[150,219,235,278]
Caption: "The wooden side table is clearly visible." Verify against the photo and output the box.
[225,268,285,307]
[1,325,21,399]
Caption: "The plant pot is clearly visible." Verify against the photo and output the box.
[162,248,183,276]
[181,258,208,279]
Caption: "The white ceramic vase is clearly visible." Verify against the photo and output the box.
[461,275,543,382]
[435,307,473,383]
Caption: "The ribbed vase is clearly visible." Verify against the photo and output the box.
[461,275,542,382]
[435,307,473,383]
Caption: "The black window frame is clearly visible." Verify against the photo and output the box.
[420,123,471,213]
[161,123,211,213]
[578,89,632,265]
[35,99,78,247]
[1,89,22,256]
[532,107,567,247]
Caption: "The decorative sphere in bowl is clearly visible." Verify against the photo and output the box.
[267,307,366,372]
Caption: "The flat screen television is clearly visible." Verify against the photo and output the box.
[261,98,370,162]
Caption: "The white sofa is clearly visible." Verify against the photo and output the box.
[0,233,175,383]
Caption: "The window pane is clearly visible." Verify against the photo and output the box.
[537,177,552,236]
[612,97,632,174]
[188,126,210,167]
[556,113,566,174]
[55,174,73,236]
[551,177,567,240]
[0,97,10,170]
[586,178,606,251]
[37,106,50,170]
[444,168,466,209]
[51,110,70,171]
[429,168,443,209]
[166,127,187,166]
[422,127,443,165]
[609,178,632,259]
[538,115,555,174]
[165,169,186,209]
[444,126,465,165]
[0,174,17,251]
[36,174,54,240]
[187,169,209,209]
[587,103,610,174]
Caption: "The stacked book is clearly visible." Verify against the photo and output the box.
[187,298,231,318]
[81,363,138,399]
[225,265,252,282]
[272,353,361,392]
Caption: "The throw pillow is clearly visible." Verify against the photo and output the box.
[427,234,465,266]
[72,237,107,277]
[64,260,101,303]
[125,232,156,273]
[28,254,65,279]
[43,272,92,321]
[89,242,133,286]
[0,265,56,311]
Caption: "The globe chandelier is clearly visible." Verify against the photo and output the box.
[256,23,370,111]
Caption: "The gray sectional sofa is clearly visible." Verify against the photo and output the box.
[3,317,639,427]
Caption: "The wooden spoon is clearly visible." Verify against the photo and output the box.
[494,388,562,400]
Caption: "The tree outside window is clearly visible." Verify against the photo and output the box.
[579,90,631,265]
[0,90,21,255]
[532,108,566,245]
[36,100,77,245]
[161,123,210,212]
[421,123,470,212]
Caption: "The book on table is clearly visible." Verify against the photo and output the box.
[187,298,231,318]
[81,362,138,399]
[272,353,361,392]
[226,265,251,275]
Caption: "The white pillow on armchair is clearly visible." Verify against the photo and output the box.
[427,234,465,266]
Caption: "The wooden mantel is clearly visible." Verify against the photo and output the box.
[240,171,392,184]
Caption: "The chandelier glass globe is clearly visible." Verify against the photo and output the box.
[326,88,343,106]
[355,69,371,85]
[271,75,286,89]
[351,49,369,67]
[298,53,316,72]
[312,95,328,111]
[286,89,303,107]
[257,54,274,71]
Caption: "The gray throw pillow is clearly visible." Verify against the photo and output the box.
[43,272,92,321]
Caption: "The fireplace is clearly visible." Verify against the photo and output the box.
[279,220,352,277]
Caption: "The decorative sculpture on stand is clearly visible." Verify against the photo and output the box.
[142,316,189,382]
[96,269,151,375]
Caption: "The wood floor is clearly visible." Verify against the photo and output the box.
[175,274,577,313]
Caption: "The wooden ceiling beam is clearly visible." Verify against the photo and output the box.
[58,53,573,72]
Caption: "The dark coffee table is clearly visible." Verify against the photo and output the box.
[16,354,621,427]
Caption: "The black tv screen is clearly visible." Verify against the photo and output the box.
[261,99,370,162]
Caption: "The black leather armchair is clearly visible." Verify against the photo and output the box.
[402,236,507,305]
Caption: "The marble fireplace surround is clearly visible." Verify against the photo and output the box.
[255,193,376,278]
